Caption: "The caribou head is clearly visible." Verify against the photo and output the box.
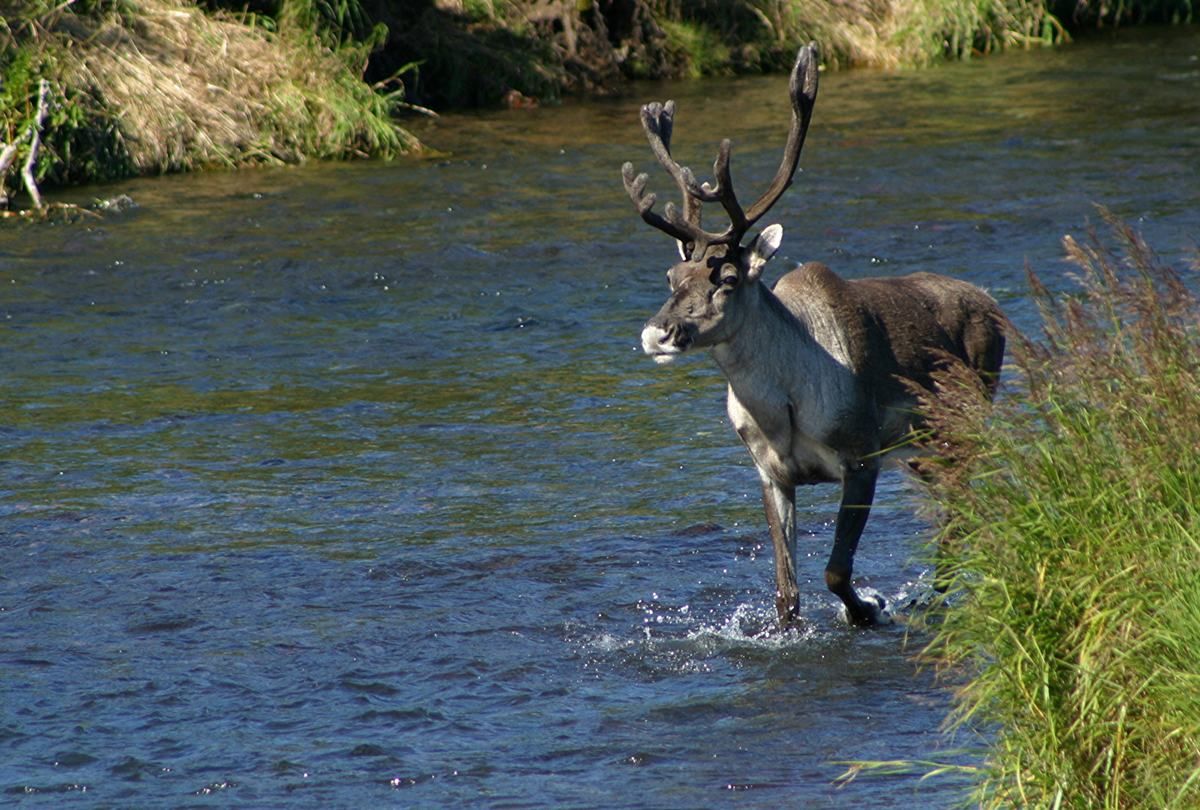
[625,44,820,364]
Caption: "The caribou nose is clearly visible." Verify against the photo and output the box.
[641,321,686,364]
[641,322,670,355]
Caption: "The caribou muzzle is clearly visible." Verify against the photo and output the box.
[641,318,692,363]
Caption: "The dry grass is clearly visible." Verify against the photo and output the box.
[66,0,418,172]
[3,0,418,189]
[650,0,1067,75]
[797,0,1066,68]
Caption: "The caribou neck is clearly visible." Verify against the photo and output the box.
[709,280,841,415]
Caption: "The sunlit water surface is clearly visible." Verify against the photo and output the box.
[2,27,1198,807]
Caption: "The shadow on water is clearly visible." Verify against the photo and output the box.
[1,25,1198,807]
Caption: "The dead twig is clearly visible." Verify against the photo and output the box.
[1,78,52,211]
[22,79,52,209]
[0,141,19,208]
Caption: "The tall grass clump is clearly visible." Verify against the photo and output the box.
[639,0,1070,76]
[64,0,421,171]
[1,3,131,199]
[915,210,1200,808]
[895,0,1067,64]
[1,0,419,206]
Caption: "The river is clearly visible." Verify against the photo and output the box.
[1,25,1198,808]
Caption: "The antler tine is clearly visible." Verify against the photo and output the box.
[688,138,747,244]
[622,100,721,255]
[639,101,702,229]
[622,162,696,246]
[676,42,819,247]
[741,41,820,226]
[625,42,818,254]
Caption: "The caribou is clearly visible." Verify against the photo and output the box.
[623,43,1005,627]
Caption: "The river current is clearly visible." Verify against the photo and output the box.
[2,26,1198,808]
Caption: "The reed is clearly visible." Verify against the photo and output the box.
[913,211,1200,808]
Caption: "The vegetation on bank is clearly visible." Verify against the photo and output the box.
[0,0,418,211]
[1,0,1196,207]
[910,213,1200,807]
[372,0,1197,107]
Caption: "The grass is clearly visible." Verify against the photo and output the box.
[658,19,735,78]
[641,0,1070,76]
[0,0,420,207]
[2,0,1195,197]
[350,0,1196,108]
[911,211,1200,808]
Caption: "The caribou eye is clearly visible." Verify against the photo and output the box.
[712,266,739,288]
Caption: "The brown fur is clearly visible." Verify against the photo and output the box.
[775,261,1006,411]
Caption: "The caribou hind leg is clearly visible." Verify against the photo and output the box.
[824,463,891,626]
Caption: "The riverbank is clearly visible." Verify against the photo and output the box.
[0,0,418,210]
[913,214,1200,807]
[0,0,1195,207]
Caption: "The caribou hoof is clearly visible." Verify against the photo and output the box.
[866,593,894,626]
[841,590,893,627]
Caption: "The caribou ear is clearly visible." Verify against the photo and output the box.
[747,224,783,280]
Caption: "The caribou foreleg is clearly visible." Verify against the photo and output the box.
[761,480,799,627]
[824,463,890,626]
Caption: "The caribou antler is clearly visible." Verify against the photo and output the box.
[621,100,707,255]
[622,42,820,256]
[742,42,820,225]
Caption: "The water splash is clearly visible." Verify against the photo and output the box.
[580,576,944,677]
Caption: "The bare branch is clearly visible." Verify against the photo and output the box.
[0,142,18,208]
[21,79,51,210]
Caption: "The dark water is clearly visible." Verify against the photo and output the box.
[2,27,1198,807]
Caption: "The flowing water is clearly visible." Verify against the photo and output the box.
[2,26,1198,808]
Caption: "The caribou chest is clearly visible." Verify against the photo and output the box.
[725,383,846,487]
